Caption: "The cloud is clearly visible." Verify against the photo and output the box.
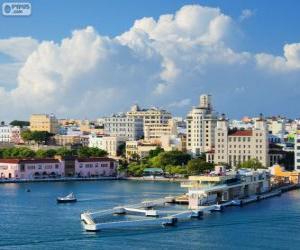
[0,4,299,121]
[239,9,255,22]
[0,37,38,61]
[256,43,300,72]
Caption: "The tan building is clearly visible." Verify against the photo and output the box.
[126,140,159,159]
[54,135,81,146]
[127,104,172,134]
[144,119,177,141]
[30,114,59,134]
[213,114,269,168]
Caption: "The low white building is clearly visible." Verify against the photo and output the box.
[89,135,125,157]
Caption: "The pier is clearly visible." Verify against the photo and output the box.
[80,197,219,232]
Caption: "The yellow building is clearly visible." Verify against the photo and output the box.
[270,165,300,185]
[30,114,59,134]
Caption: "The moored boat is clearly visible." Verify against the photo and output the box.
[57,192,77,203]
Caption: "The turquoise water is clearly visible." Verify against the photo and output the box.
[0,180,300,250]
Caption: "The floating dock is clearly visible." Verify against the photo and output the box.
[80,186,296,232]
[81,197,219,232]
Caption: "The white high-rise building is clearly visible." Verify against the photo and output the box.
[186,94,217,156]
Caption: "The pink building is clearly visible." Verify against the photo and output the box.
[0,159,63,179]
[75,157,117,177]
[0,157,118,179]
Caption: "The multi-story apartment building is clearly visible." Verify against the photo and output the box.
[144,119,177,141]
[127,104,172,126]
[30,114,59,134]
[89,134,125,157]
[103,113,143,140]
[0,125,23,144]
[294,128,300,171]
[214,114,269,168]
[186,94,217,156]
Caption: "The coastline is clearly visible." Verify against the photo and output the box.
[124,177,187,182]
[0,176,119,184]
[0,176,187,184]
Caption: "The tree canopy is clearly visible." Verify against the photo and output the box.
[10,120,30,128]
[237,158,265,170]
[21,130,54,144]
[187,159,214,175]
[150,150,191,169]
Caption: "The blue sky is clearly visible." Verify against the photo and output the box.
[0,1,300,120]
[1,0,299,54]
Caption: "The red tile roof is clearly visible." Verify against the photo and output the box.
[229,130,253,136]
[0,158,60,164]
[76,157,116,162]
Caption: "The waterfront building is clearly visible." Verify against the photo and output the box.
[103,113,143,140]
[181,166,270,209]
[0,158,64,179]
[269,164,300,185]
[75,157,117,177]
[127,104,172,127]
[89,134,125,157]
[30,114,59,134]
[0,157,118,179]
[295,129,300,171]
[213,114,269,168]
[186,94,217,156]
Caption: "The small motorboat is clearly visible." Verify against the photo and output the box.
[57,192,77,203]
[26,188,31,192]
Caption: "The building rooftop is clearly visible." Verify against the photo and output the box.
[229,130,253,136]
[0,158,60,164]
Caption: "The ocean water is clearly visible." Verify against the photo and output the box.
[0,180,299,250]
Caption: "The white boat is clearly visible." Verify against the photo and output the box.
[57,192,77,203]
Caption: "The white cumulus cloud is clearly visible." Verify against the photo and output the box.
[0,4,299,121]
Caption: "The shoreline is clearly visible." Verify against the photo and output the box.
[0,176,119,184]
[124,177,187,182]
[0,176,187,184]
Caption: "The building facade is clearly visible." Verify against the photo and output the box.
[127,104,172,126]
[295,129,300,171]
[103,114,143,140]
[0,157,118,179]
[214,115,269,168]
[0,125,22,144]
[30,114,59,134]
[144,119,177,141]
[75,158,117,177]
[89,135,124,157]
[186,94,217,156]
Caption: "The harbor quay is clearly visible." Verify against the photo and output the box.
[80,165,300,232]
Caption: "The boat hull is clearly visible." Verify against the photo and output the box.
[57,198,77,203]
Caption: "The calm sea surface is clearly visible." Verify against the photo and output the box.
[0,180,300,250]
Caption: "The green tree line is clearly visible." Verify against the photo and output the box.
[0,147,108,159]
